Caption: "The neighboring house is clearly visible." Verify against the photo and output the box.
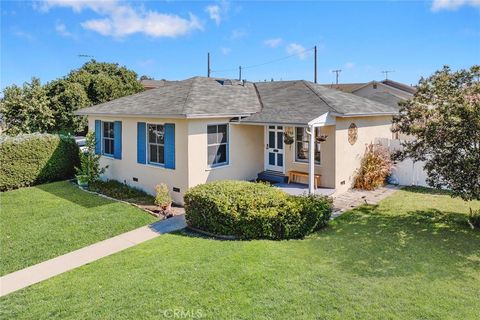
[323,79,415,139]
[76,77,398,204]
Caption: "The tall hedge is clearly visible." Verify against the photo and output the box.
[0,133,80,191]
[184,180,333,240]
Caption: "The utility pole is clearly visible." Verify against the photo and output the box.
[314,45,317,84]
[239,66,242,81]
[332,69,342,85]
[381,70,394,80]
[207,52,211,78]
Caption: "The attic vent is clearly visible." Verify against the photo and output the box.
[373,82,378,89]
[216,79,233,86]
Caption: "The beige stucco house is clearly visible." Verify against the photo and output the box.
[77,77,399,204]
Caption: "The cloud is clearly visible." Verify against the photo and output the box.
[431,0,480,11]
[230,28,247,40]
[205,5,221,25]
[205,1,229,25]
[286,43,309,60]
[264,38,283,48]
[39,0,203,38]
[55,22,75,38]
[344,62,355,69]
[221,47,231,55]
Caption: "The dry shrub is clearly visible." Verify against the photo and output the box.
[354,143,393,190]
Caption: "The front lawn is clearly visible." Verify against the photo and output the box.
[1,187,479,319]
[0,181,156,276]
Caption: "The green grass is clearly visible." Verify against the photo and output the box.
[1,187,479,319]
[0,181,156,275]
[88,180,155,205]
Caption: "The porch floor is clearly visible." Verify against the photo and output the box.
[274,182,336,197]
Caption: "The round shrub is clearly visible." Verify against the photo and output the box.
[0,133,80,191]
[184,180,333,240]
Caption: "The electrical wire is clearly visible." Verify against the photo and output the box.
[210,46,315,75]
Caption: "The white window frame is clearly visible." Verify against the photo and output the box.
[207,123,229,168]
[294,126,321,165]
[102,121,115,157]
[147,123,165,166]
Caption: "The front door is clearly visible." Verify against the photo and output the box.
[265,125,284,172]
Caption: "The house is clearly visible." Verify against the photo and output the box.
[76,77,399,204]
[322,79,415,109]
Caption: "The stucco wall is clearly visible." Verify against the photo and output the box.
[334,115,393,193]
[88,117,264,204]
[88,116,189,204]
[187,119,264,188]
[283,125,336,188]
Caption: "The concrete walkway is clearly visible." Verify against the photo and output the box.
[332,185,400,217]
[0,214,186,297]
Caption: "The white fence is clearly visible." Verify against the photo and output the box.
[376,138,429,187]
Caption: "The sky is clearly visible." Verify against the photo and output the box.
[1,0,479,90]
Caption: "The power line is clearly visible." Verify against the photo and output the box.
[210,46,315,75]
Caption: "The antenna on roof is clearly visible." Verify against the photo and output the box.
[78,54,94,58]
[381,70,394,80]
[332,69,342,85]
[314,45,317,83]
[207,52,211,78]
[239,66,242,81]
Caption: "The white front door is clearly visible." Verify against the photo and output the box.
[265,125,284,172]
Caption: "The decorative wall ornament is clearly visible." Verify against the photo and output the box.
[348,123,358,145]
[283,128,294,145]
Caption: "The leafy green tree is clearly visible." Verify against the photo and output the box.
[393,65,480,201]
[1,60,144,135]
[66,60,144,105]
[0,78,54,135]
[47,79,90,134]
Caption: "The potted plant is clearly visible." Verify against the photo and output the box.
[155,183,173,217]
[76,174,89,188]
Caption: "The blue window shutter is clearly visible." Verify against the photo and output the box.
[164,123,175,169]
[113,121,122,159]
[137,122,146,164]
[95,120,101,155]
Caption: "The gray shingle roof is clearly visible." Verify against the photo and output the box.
[76,77,398,124]
[241,80,399,124]
[76,77,261,117]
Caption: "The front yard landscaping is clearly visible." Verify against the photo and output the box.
[1,186,479,319]
[0,181,156,276]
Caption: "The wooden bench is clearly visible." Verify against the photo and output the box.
[288,170,321,189]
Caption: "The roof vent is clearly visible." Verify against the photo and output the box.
[216,79,233,86]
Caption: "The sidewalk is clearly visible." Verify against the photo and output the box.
[332,185,400,217]
[0,214,186,297]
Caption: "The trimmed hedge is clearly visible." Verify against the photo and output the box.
[184,180,333,240]
[0,133,80,191]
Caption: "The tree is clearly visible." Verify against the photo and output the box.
[140,75,154,80]
[0,78,54,135]
[393,65,480,201]
[66,60,144,105]
[47,79,90,134]
[1,60,144,135]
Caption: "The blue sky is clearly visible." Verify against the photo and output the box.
[1,0,479,89]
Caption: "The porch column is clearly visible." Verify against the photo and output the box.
[308,124,316,194]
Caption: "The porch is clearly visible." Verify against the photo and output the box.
[273,182,336,197]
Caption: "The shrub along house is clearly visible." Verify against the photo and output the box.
[76,77,398,204]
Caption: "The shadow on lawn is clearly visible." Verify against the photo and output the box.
[308,204,480,280]
[35,181,111,208]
